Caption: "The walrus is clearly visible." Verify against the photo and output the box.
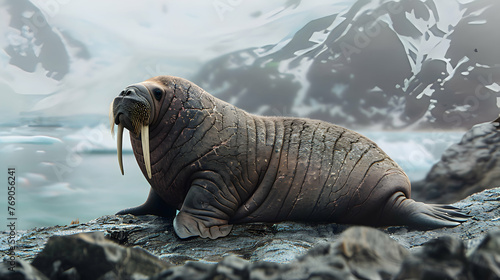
[110,75,468,239]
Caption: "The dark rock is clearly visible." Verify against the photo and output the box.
[5,224,500,280]
[29,231,171,280]
[0,259,49,280]
[412,121,500,203]
[152,257,241,280]
[291,226,408,280]
[394,236,469,280]
[151,226,500,279]
[155,226,406,280]
[469,230,500,280]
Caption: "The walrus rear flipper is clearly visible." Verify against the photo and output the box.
[116,188,176,218]
[381,192,469,230]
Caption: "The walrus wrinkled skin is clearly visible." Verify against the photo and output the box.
[110,75,468,239]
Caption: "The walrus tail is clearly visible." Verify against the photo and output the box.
[380,192,470,230]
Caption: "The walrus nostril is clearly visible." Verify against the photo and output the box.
[120,89,135,96]
[114,113,123,125]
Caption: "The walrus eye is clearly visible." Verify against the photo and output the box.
[152,88,163,101]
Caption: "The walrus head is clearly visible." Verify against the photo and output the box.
[109,81,166,179]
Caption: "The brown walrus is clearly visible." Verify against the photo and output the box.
[110,75,468,239]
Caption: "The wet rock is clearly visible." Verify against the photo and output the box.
[0,188,499,279]
[413,121,500,203]
[152,226,407,280]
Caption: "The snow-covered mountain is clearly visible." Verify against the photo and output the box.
[1,0,499,130]
[193,0,500,130]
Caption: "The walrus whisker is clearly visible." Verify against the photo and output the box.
[141,124,152,179]
[117,123,125,176]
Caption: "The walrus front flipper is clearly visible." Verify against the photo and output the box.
[174,211,233,239]
[173,177,238,239]
[381,192,469,230]
[116,188,176,218]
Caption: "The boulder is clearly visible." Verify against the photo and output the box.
[29,231,171,279]
[393,236,469,280]
[468,229,500,279]
[412,120,500,203]
[0,231,171,280]
[0,259,49,280]
[155,226,408,280]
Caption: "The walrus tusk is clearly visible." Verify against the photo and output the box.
[117,123,124,175]
[141,124,152,179]
[109,102,124,175]
[109,101,115,136]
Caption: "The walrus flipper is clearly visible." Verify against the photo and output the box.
[382,192,469,230]
[173,178,238,239]
[116,188,176,218]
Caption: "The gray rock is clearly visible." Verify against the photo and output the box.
[290,226,409,280]
[469,229,500,279]
[393,229,500,280]
[394,236,469,280]
[412,121,500,203]
[0,259,49,280]
[4,224,500,280]
[29,231,171,280]
[1,187,499,280]
[152,226,407,280]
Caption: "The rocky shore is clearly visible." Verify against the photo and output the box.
[1,186,499,280]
